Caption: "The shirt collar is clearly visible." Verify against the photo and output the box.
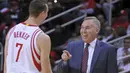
[84,38,97,49]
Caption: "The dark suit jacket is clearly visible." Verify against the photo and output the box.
[55,39,118,73]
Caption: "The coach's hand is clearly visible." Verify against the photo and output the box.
[61,50,72,61]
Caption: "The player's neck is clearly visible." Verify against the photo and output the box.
[24,17,41,26]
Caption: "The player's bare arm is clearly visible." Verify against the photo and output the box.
[4,36,8,73]
[37,32,53,73]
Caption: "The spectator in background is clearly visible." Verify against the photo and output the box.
[66,24,81,43]
[50,24,72,47]
[66,32,81,43]
[115,26,127,37]
[0,0,19,45]
[102,0,114,22]
[79,0,102,16]
[102,0,121,24]
[110,26,127,48]
[96,14,107,36]
[101,26,115,42]
[9,0,20,23]
[127,24,130,35]
[117,36,130,72]
[112,9,129,30]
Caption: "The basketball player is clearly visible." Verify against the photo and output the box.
[4,0,53,73]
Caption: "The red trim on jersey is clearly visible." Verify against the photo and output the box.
[33,45,40,60]
[32,29,41,60]
[21,22,38,27]
[7,26,16,40]
[30,29,41,72]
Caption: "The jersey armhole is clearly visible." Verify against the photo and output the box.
[7,26,16,41]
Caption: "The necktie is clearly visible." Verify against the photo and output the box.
[81,44,89,73]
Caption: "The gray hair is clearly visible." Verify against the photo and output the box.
[84,16,101,30]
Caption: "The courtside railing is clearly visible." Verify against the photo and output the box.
[108,35,130,48]
[42,4,84,24]
[43,4,85,34]
[45,14,86,34]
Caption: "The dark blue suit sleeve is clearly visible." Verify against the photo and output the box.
[107,47,118,73]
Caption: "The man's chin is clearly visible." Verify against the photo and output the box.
[82,38,87,41]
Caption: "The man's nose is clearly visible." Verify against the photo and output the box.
[82,29,88,33]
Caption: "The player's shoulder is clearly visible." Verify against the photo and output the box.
[37,32,50,41]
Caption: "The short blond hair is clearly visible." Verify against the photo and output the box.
[84,16,101,29]
[29,0,48,17]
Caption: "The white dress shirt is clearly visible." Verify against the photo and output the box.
[84,38,97,73]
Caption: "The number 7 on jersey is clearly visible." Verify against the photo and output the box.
[16,43,23,62]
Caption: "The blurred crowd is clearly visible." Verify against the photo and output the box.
[0,0,130,45]
[0,0,130,73]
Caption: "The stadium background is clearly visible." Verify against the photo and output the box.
[0,0,130,73]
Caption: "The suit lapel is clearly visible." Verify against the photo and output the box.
[90,40,102,73]
[79,40,84,69]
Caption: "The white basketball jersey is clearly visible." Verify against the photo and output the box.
[6,23,43,73]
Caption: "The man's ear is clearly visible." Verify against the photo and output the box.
[38,11,46,18]
[39,11,45,16]
[96,28,100,34]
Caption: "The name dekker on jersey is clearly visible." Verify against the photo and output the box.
[14,31,30,40]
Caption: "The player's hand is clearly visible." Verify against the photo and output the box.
[61,50,72,61]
